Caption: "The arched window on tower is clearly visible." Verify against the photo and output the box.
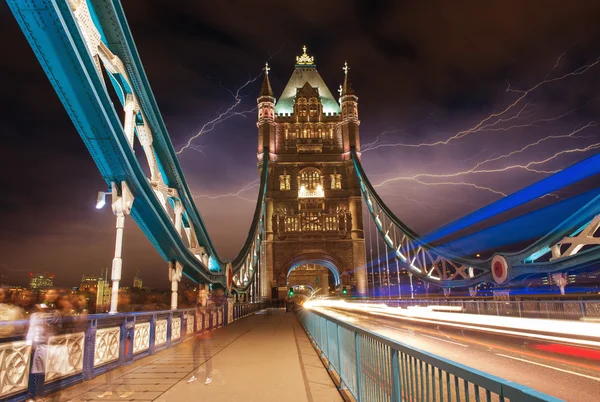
[279,170,291,191]
[298,167,323,198]
[330,169,342,190]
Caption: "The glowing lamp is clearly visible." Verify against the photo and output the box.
[96,191,106,209]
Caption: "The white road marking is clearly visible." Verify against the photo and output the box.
[420,334,469,347]
[495,354,600,382]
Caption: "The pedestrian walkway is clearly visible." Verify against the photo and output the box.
[52,309,343,402]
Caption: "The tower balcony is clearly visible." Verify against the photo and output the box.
[298,184,324,198]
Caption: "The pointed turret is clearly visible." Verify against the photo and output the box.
[341,61,355,96]
[259,62,274,98]
[257,62,276,153]
[340,61,360,153]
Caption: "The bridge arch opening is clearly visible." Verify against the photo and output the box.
[286,260,341,287]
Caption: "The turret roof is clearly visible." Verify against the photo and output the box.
[274,46,341,115]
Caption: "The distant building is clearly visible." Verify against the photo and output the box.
[78,269,111,313]
[79,273,101,293]
[96,269,111,313]
[29,272,54,290]
[133,270,143,289]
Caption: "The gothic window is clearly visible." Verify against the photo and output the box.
[299,105,307,117]
[301,212,322,231]
[329,128,334,139]
[279,170,290,191]
[309,104,318,117]
[330,171,342,190]
[298,167,323,198]
[284,128,288,140]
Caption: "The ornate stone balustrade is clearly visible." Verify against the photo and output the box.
[133,322,150,354]
[94,327,120,367]
[0,340,31,398]
[154,319,167,346]
[0,304,248,400]
[171,317,181,341]
[45,332,85,383]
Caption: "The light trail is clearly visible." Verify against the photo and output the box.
[305,300,600,348]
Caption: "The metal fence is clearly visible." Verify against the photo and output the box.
[0,302,265,401]
[298,308,562,402]
[357,299,600,321]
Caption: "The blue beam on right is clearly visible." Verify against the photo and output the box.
[422,153,600,243]
[437,187,600,256]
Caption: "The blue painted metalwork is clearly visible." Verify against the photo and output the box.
[5,0,268,288]
[298,308,563,402]
[353,148,600,287]
[439,188,600,256]
[422,154,600,243]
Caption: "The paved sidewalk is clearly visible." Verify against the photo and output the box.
[54,309,342,402]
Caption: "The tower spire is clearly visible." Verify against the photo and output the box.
[342,61,355,96]
[259,62,274,98]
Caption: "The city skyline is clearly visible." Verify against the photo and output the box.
[1,1,600,288]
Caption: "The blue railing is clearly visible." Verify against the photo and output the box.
[0,302,263,401]
[297,307,562,402]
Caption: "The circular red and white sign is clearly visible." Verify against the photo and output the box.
[491,255,509,285]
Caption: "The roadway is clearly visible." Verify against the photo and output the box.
[314,305,600,402]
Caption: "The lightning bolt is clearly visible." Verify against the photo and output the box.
[375,143,600,189]
[176,73,261,155]
[361,54,600,152]
[193,179,260,203]
[470,122,597,171]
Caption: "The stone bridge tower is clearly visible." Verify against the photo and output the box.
[257,47,367,300]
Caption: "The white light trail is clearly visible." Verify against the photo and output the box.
[305,300,600,348]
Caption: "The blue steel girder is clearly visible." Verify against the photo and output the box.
[500,194,600,280]
[87,0,224,265]
[352,148,600,288]
[352,150,492,288]
[6,0,224,285]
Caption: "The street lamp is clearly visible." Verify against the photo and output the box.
[96,191,111,209]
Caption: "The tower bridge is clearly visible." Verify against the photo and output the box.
[3,1,600,401]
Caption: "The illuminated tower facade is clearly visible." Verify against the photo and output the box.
[257,47,367,299]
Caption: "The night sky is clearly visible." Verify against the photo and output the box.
[1,1,600,288]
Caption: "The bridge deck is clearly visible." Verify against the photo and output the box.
[52,309,342,402]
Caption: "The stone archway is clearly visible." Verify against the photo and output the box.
[288,264,333,297]
[277,252,345,299]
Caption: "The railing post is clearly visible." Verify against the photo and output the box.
[391,349,402,402]
[166,312,172,348]
[83,318,97,380]
[148,314,157,354]
[355,331,362,402]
